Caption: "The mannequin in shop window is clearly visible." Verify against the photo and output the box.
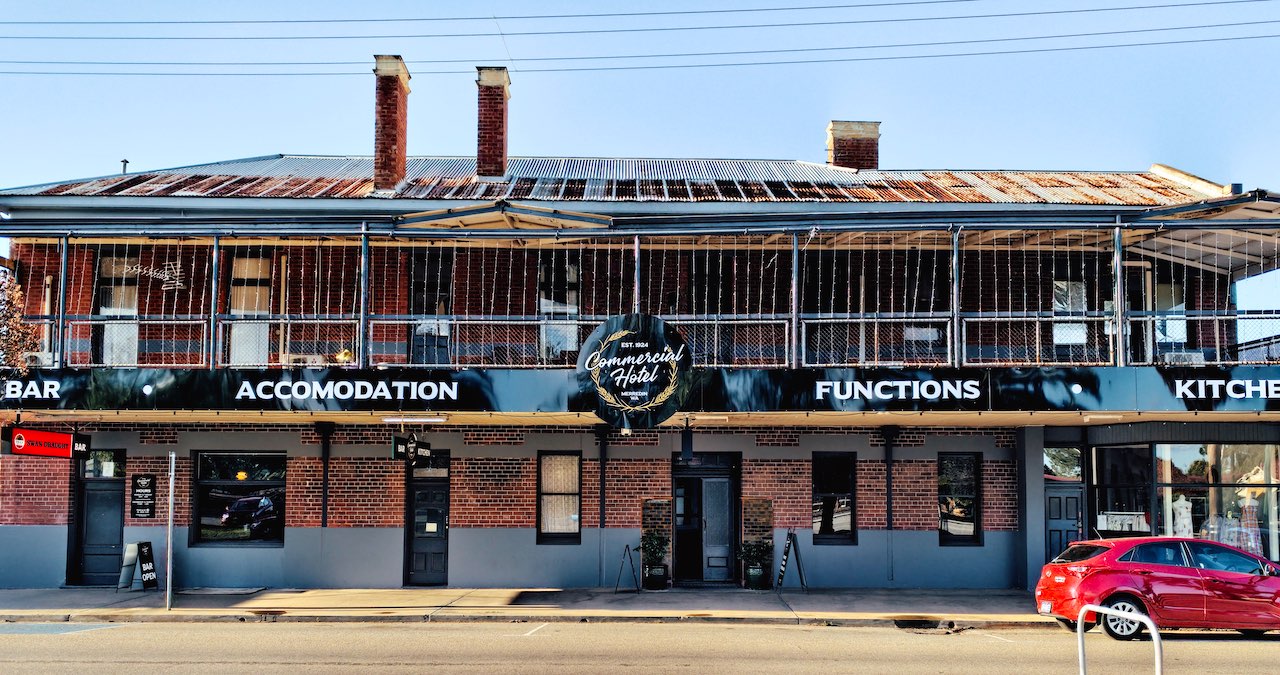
[1172,493,1193,537]
[1238,488,1264,557]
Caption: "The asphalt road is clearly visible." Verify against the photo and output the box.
[1,622,1278,673]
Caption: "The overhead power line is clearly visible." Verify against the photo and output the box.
[0,19,1272,67]
[0,1,989,26]
[0,32,1275,76]
[0,0,1271,41]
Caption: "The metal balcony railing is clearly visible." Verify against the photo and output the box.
[61,318,209,368]
[216,317,358,368]
[1127,312,1280,366]
[960,315,1114,366]
[802,316,951,367]
[26,312,1280,370]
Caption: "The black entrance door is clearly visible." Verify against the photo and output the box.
[71,451,125,586]
[407,480,449,585]
[672,454,739,584]
[1045,484,1084,561]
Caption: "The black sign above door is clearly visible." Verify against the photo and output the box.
[577,314,693,429]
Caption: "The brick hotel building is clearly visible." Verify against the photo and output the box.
[2,56,1279,590]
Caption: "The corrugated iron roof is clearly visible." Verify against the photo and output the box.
[0,155,1216,206]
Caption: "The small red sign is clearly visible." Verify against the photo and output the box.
[8,427,76,458]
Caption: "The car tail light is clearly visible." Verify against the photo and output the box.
[1064,564,1095,578]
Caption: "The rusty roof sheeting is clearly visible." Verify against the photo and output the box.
[0,155,1216,206]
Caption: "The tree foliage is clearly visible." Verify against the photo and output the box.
[0,272,39,377]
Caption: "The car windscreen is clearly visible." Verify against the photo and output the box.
[1051,544,1109,563]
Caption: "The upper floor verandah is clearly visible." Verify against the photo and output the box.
[8,213,1280,371]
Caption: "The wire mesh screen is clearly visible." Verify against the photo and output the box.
[798,230,951,366]
[57,238,213,367]
[639,234,791,366]
[368,237,631,367]
[1125,228,1280,365]
[958,229,1114,365]
[218,238,360,367]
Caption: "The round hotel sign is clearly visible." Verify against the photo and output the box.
[578,314,692,429]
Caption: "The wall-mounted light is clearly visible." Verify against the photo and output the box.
[332,348,354,364]
[1082,413,1124,423]
[0,207,11,220]
[382,415,448,424]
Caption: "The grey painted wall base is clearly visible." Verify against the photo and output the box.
[772,529,1018,589]
[0,526,68,588]
[448,528,643,588]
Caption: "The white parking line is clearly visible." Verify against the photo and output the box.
[980,632,1015,643]
[508,623,549,637]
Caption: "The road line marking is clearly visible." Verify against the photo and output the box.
[979,632,1015,643]
[523,623,548,636]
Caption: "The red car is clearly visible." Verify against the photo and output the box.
[1035,537,1280,640]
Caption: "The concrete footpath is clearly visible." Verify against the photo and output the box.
[0,587,1052,628]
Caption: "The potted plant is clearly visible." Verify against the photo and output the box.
[740,539,774,590]
[640,530,669,590]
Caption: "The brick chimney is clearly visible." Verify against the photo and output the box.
[827,121,880,170]
[373,55,411,192]
[476,66,511,179]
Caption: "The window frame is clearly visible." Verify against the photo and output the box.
[190,451,286,547]
[938,452,983,547]
[536,450,582,545]
[812,451,857,546]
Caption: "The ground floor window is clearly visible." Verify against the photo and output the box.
[812,452,856,544]
[193,453,285,544]
[537,451,581,544]
[939,453,982,546]
[1155,444,1279,561]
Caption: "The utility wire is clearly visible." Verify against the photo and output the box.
[0,0,1270,41]
[0,1,990,25]
[0,32,1274,76]
[0,18,1272,67]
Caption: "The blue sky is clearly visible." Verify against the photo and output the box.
[0,0,1276,190]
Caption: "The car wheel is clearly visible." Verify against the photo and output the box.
[1100,596,1147,641]
[1238,629,1269,639]
[1055,618,1095,633]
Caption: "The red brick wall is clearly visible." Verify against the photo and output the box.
[123,455,193,527]
[858,459,887,529]
[893,460,939,531]
[0,454,74,525]
[450,457,536,528]
[602,457,670,528]
[742,459,809,529]
[984,460,1019,531]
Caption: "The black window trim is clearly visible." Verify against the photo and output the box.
[939,452,983,547]
[812,451,857,546]
[190,451,286,548]
[536,450,582,545]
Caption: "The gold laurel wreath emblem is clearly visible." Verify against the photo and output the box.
[589,329,681,413]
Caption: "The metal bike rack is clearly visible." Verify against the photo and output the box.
[1077,603,1163,675]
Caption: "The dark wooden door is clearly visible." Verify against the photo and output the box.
[673,477,702,581]
[407,480,449,585]
[75,480,125,585]
[1045,484,1084,562]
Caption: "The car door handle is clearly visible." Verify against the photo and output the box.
[1206,577,1224,583]
[1135,570,1153,575]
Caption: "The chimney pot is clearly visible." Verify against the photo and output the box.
[827,120,880,170]
[373,55,411,192]
[476,66,511,179]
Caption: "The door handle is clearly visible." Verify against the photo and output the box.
[1135,570,1153,576]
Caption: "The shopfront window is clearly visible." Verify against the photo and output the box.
[812,452,856,544]
[537,451,581,544]
[193,453,285,544]
[1090,445,1152,538]
[939,453,982,546]
[1155,444,1280,562]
